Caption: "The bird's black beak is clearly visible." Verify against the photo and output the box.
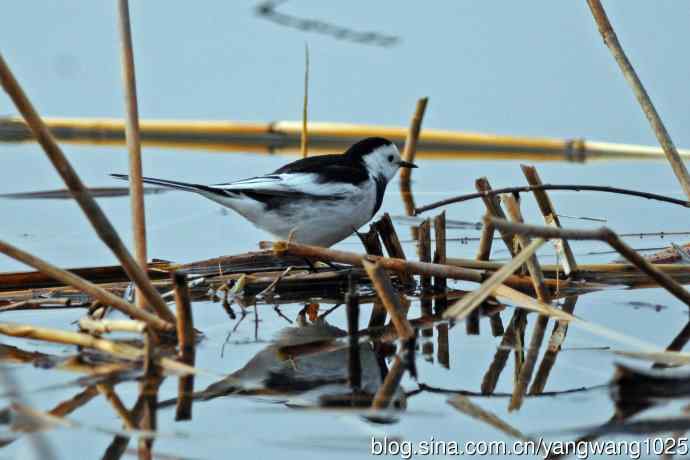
[397,160,418,168]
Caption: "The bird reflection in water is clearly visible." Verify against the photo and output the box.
[163,315,406,419]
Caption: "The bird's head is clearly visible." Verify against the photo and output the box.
[346,137,417,182]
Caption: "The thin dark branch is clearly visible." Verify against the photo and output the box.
[415,184,690,215]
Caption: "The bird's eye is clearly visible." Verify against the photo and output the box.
[387,155,394,162]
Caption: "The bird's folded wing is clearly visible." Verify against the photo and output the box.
[213,170,363,197]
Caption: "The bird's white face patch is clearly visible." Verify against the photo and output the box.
[361,143,402,182]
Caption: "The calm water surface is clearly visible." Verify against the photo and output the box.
[1,2,690,459]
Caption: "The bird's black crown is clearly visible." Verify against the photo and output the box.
[344,137,393,161]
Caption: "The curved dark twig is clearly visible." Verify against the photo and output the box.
[415,184,690,215]
[406,382,610,399]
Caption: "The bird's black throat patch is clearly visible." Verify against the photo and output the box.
[372,174,388,217]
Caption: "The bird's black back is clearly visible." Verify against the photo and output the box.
[272,137,393,186]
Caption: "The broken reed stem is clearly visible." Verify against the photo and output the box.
[448,395,532,442]
[502,194,552,411]
[172,272,195,421]
[475,178,518,258]
[502,195,552,301]
[271,240,484,283]
[654,320,690,369]
[476,214,499,335]
[300,44,309,158]
[0,239,173,333]
[529,296,579,394]
[418,219,433,320]
[481,310,527,394]
[0,53,175,324]
[371,354,405,410]
[415,183,690,215]
[346,277,362,391]
[79,318,147,334]
[444,238,546,320]
[488,217,690,310]
[399,97,428,186]
[96,383,137,430]
[50,386,99,418]
[0,322,197,376]
[358,225,384,256]
[586,0,690,200]
[399,97,428,219]
[520,165,578,274]
[362,259,414,341]
[139,334,158,459]
[433,211,448,312]
[0,322,144,361]
[373,213,414,285]
[117,0,149,312]
[476,215,494,261]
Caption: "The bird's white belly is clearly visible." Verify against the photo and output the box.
[265,189,377,246]
[213,180,378,247]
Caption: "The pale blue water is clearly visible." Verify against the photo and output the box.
[1,1,690,459]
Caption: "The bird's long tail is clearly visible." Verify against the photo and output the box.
[110,173,220,195]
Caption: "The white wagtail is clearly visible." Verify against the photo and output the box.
[112,137,416,246]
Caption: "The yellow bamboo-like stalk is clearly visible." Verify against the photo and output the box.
[2,116,690,161]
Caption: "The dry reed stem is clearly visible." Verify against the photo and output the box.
[416,183,690,215]
[373,213,414,285]
[481,310,527,394]
[256,266,293,298]
[362,259,414,341]
[172,273,195,421]
[520,165,578,274]
[502,194,552,411]
[97,383,137,430]
[138,334,159,459]
[443,238,546,320]
[79,318,147,334]
[117,0,148,314]
[475,214,500,335]
[654,321,690,369]
[0,53,175,324]
[529,296,578,394]
[433,211,448,304]
[346,280,362,391]
[475,178,517,257]
[493,284,683,356]
[0,239,173,332]
[301,44,309,158]
[50,386,99,418]
[357,225,384,256]
[448,395,532,442]
[586,0,690,200]
[476,214,494,261]
[0,322,199,376]
[271,240,484,283]
[0,298,72,313]
[418,219,433,325]
[371,354,405,410]
[488,217,690,310]
[399,97,428,217]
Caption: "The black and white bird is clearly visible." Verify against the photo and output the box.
[111,137,416,247]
